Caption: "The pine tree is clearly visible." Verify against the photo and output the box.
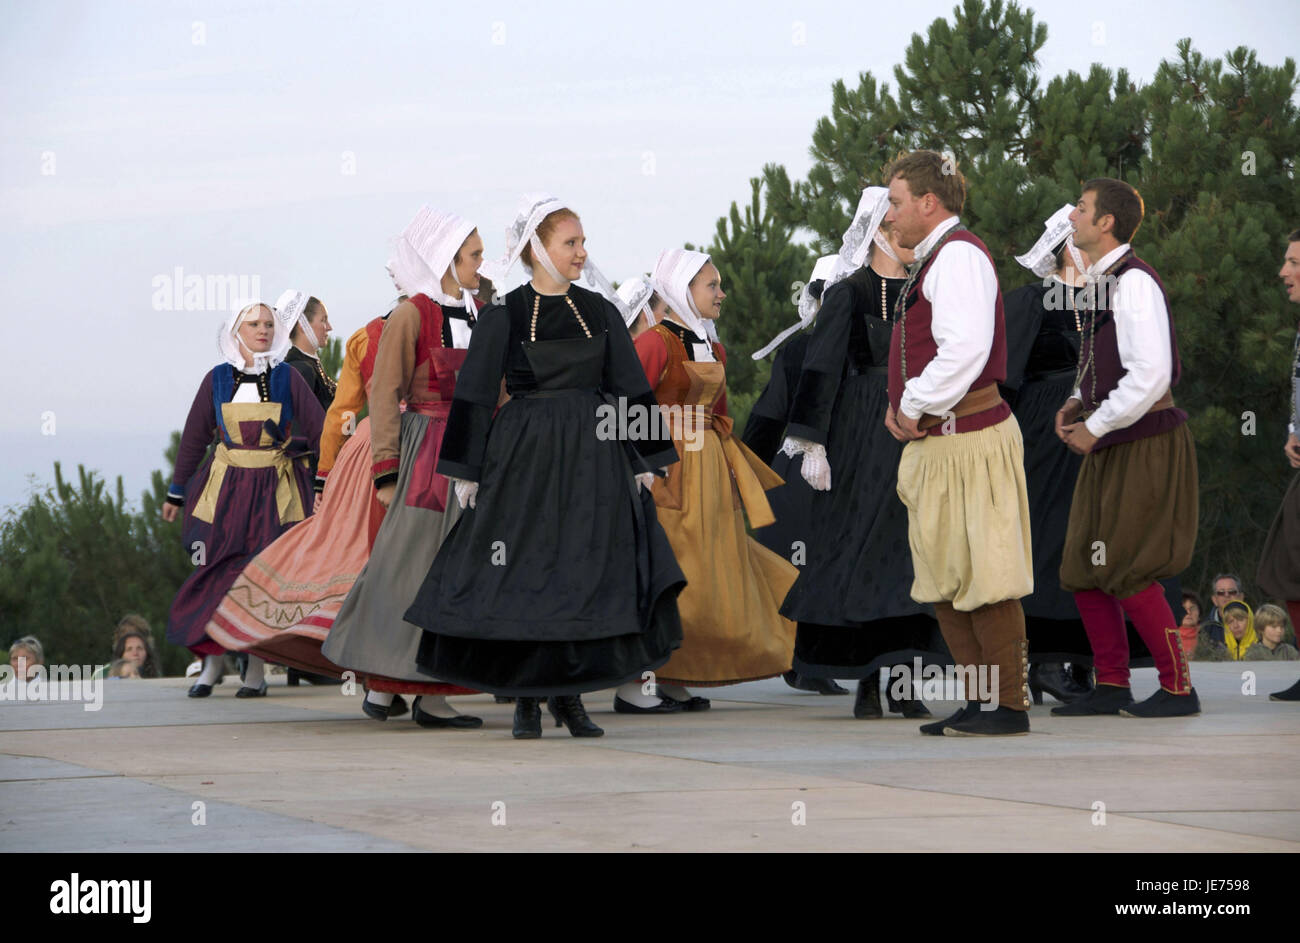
[702,178,814,429]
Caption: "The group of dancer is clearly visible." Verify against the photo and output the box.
[160,149,1300,739]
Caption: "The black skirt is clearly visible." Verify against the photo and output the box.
[776,371,944,678]
[406,389,685,696]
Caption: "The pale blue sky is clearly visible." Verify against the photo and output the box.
[2,0,1297,509]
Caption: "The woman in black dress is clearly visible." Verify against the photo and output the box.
[776,187,942,719]
[277,290,336,412]
[404,194,685,739]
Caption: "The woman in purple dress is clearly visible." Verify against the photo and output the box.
[162,299,324,697]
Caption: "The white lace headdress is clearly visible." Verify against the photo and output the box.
[218,298,291,374]
[613,275,656,329]
[274,289,318,356]
[1015,203,1084,278]
[751,254,838,360]
[752,186,896,360]
[651,248,719,344]
[386,206,479,314]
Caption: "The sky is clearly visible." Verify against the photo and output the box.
[1,0,1298,511]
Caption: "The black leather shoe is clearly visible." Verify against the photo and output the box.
[1120,687,1200,718]
[547,695,604,737]
[886,686,932,718]
[1270,677,1300,701]
[1029,662,1084,705]
[361,697,390,722]
[920,702,977,735]
[943,704,1030,736]
[614,694,684,714]
[782,670,850,695]
[235,681,268,698]
[1051,683,1134,716]
[412,696,483,729]
[387,694,410,718]
[187,682,214,698]
[672,695,711,711]
[853,679,883,719]
[513,697,542,739]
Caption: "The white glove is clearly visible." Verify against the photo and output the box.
[453,478,478,509]
[636,471,656,493]
[781,436,831,491]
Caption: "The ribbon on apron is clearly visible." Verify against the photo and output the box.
[404,398,454,511]
[678,408,785,529]
[191,438,308,525]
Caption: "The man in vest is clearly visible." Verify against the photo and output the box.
[883,150,1035,736]
[1055,178,1200,718]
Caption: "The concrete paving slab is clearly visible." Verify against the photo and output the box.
[0,662,1295,851]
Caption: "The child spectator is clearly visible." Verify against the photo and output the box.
[107,659,141,679]
[1246,604,1300,660]
[8,636,43,680]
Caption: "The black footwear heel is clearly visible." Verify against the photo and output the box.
[546,698,562,727]
[548,695,604,737]
[287,668,301,687]
[853,679,883,719]
[1029,683,1044,705]
[513,697,542,739]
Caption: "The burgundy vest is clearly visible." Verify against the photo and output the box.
[1078,253,1186,450]
[888,228,1010,435]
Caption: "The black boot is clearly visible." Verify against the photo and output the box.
[1028,662,1083,705]
[782,670,850,695]
[885,684,932,718]
[1067,662,1094,696]
[1051,682,1134,716]
[547,695,604,737]
[1269,677,1300,701]
[943,704,1030,737]
[512,697,542,739]
[853,678,883,719]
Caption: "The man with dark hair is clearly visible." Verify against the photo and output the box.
[883,150,1035,736]
[1257,228,1300,700]
[1055,178,1200,718]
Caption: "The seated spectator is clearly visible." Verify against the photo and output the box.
[112,616,160,678]
[107,658,140,679]
[1201,574,1244,644]
[1179,591,1203,656]
[8,636,44,680]
[1220,600,1258,660]
[1245,604,1300,660]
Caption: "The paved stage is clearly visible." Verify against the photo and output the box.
[2,663,1297,852]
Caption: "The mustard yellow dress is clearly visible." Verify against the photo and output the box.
[635,322,798,684]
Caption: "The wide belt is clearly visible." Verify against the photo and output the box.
[918,383,1003,431]
[192,443,305,525]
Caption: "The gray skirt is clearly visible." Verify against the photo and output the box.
[322,411,462,683]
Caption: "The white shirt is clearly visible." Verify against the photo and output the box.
[899,216,1000,420]
[1070,243,1173,438]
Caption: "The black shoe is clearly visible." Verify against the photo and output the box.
[1121,688,1201,718]
[885,686,932,718]
[388,694,410,718]
[287,668,343,687]
[1269,678,1300,701]
[547,695,604,737]
[782,670,850,695]
[1029,662,1084,705]
[411,696,483,729]
[361,697,390,722]
[1051,683,1134,716]
[943,704,1030,736]
[853,679,883,719]
[614,695,684,714]
[187,682,214,698]
[662,693,711,711]
[235,681,268,698]
[512,697,542,739]
[919,702,978,735]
